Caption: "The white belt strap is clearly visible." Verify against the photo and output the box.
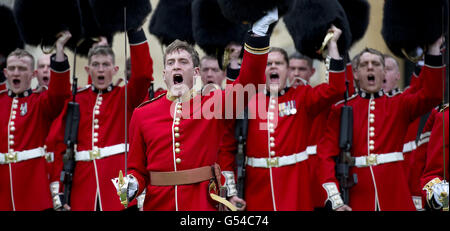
[402,141,417,153]
[246,151,308,168]
[306,145,317,155]
[354,152,404,168]
[0,147,46,164]
[75,143,129,161]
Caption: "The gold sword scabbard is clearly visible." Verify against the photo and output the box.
[440,191,448,211]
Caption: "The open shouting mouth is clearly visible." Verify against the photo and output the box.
[269,72,280,84]
[173,74,184,84]
[367,74,375,85]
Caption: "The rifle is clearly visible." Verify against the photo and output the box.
[235,107,249,208]
[335,81,357,205]
[60,47,80,207]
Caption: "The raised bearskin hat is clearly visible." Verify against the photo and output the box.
[192,0,248,69]
[0,4,24,57]
[217,0,295,24]
[338,0,370,44]
[14,0,84,53]
[149,0,195,46]
[284,0,352,60]
[89,0,152,34]
[382,0,448,61]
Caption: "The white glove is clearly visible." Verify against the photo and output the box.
[136,189,146,209]
[430,181,449,210]
[49,181,63,210]
[252,8,279,36]
[111,174,139,207]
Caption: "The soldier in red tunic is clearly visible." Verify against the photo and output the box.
[0,31,72,211]
[240,25,345,211]
[318,36,445,211]
[420,105,449,210]
[116,9,278,211]
[57,28,153,211]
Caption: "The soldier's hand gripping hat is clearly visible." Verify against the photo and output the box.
[382,0,448,62]
[217,0,294,24]
[14,0,84,54]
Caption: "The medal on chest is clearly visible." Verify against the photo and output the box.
[278,100,297,117]
[20,102,28,116]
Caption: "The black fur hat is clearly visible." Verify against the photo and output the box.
[382,0,448,60]
[284,0,352,60]
[192,0,248,67]
[0,5,24,57]
[73,0,115,56]
[13,0,84,51]
[149,0,195,46]
[89,0,152,34]
[217,0,295,24]
[338,0,370,44]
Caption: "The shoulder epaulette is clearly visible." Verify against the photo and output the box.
[0,89,7,95]
[137,93,166,108]
[77,85,91,93]
[335,93,358,106]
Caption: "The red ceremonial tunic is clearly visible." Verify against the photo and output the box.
[127,34,269,211]
[0,56,71,211]
[420,106,449,204]
[307,62,355,209]
[408,107,438,208]
[62,30,153,211]
[243,58,346,211]
[318,55,444,211]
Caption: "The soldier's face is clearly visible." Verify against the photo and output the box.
[34,54,51,87]
[265,51,288,93]
[163,49,199,97]
[85,54,118,90]
[382,57,400,92]
[200,58,224,86]
[355,52,386,93]
[288,58,315,88]
[4,55,34,94]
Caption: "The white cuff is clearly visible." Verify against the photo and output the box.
[136,188,146,209]
[322,182,345,210]
[50,181,60,196]
[222,171,238,197]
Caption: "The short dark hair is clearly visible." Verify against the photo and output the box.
[200,55,218,67]
[288,51,313,68]
[269,47,289,66]
[88,45,115,64]
[164,39,200,68]
[7,48,35,70]
[383,53,399,68]
[355,47,385,70]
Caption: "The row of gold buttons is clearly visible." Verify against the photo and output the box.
[91,94,103,156]
[6,98,19,160]
[368,100,376,152]
[173,103,182,164]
